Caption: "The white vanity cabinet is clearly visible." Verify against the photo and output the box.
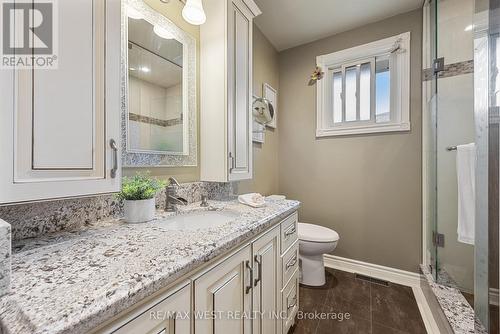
[280,213,299,334]
[200,0,261,182]
[252,226,281,334]
[94,212,299,334]
[0,0,121,204]
[194,245,253,334]
[194,220,294,334]
[112,283,191,334]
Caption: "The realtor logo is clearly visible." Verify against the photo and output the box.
[1,0,58,69]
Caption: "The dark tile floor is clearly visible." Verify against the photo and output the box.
[291,268,427,334]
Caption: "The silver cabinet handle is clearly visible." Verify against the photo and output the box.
[245,260,253,294]
[285,226,296,238]
[286,255,297,270]
[109,139,118,178]
[228,152,235,171]
[254,255,262,287]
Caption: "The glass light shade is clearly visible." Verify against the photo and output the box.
[153,25,174,39]
[182,0,206,25]
[126,5,143,20]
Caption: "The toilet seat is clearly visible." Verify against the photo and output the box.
[298,223,339,243]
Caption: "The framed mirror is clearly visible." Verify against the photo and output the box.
[122,0,197,167]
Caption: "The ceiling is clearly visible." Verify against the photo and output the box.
[128,18,183,88]
[253,0,423,51]
[128,18,183,67]
[129,43,182,88]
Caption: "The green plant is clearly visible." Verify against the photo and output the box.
[117,173,167,201]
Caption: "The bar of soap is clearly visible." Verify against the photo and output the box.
[266,195,286,201]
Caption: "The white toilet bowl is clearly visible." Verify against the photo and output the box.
[298,223,339,286]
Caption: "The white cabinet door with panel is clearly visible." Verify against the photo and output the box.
[0,0,121,204]
[194,245,253,334]
[252,226,280,334]
[111,283,191,334]
[200,0,261,182]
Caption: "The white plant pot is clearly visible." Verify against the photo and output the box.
[123,198,156,223]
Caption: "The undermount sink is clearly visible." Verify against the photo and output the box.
[161,210,240,230]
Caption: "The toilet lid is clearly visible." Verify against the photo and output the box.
[298,223,339,243]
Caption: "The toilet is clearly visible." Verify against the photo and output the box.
[298,223,340,286]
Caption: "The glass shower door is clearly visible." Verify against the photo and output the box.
[423,0,499,330]
[435,0,476,300]
[422,0,438,280]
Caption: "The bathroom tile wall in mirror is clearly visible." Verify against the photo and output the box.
[128,19,184,153]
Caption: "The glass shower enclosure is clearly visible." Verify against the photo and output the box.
[422,0,499,330]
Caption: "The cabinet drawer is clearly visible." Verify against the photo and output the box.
[280,212,298,254]
[112,284,191,334]
[282,269,299,334]
[281,241,299,289]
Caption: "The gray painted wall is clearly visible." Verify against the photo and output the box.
[277,9,423,272]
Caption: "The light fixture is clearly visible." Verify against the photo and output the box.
[153,25,174,39]
[126,5,143,20]
[464,24,474,32]
[140,66,151,73]
[182,0,206,25]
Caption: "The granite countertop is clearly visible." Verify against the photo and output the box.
[0,198,300,334]
[420,265,487,334]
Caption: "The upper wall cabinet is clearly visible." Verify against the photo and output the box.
[200,0,261,182]
[0,0,121,204]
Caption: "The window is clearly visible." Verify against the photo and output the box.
[316,32,411,137]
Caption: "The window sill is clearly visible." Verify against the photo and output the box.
[316,122,411,137]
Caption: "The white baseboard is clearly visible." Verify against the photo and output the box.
[323,254,440,333]
[323,254,423,287]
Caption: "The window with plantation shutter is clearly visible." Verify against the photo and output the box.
[316,32,411,137]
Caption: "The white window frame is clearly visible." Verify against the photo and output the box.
[316,32,411,137]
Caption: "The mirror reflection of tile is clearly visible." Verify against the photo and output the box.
[127,18,184,153]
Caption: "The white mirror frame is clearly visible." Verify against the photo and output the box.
[121,0,197,167]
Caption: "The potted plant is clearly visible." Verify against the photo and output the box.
[117,173,166,223]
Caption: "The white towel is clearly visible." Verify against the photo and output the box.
[238,193,266,208]
[456,143,476,245]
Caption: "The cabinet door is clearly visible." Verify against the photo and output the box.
[227,0,253,181]
[0,0,121,204]
[194,245,253,334]
[112,283,191,334]
[252,226,280,334]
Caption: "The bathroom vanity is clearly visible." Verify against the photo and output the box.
[0,199,300,334]
[0,0,298,332]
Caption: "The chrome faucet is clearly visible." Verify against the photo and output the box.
[165,177,188,212]
[200,195,209,207]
